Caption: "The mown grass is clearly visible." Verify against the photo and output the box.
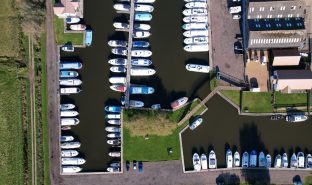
[275,92,308,105]
[220,90,240,106]
[242,92,273,113]
[0,0,20,57]
[0,65,24,185]
[305,175,312,185]
[54,16,83,45]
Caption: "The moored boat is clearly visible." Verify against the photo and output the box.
[61,126,72,130]
[105,114,121,119]
[108,40,127,47]
[107,167,120,172]
[129,100,144,108]
[61,150,79,157]
[108,119,121,125]
[105,106,122,113]
[134,23,151,31]
[182,23,208,30]
[259,151,266,167]
[185,2,207,8]
[135,0,156,3]
[113,22,129,29]
[250,150,257,167]
[60,71,79,78]
[131,59,152,66]
[60,110,79,117]
[184,44,209,52]
[109,152,121,157]
[110,162,120,168]
[193,153,201,171]
[61,44,74,52]
[130,85,154,94]
[107,132,121,138]
[110,66,126,73]
[60,87,81,94]
[110,84,127,92]
[234,151,240,167]
[59,79,82,86]
[131,49,152,57]
[183,15,208,23]
[69,24,86,31]
[286,114,308,123]
[186,64,210,73]
[270,114,284,120]
[290,153,298,168]
[130,67,156,76]
[60,103,75,110]
[201,154,208,170]
[108,58,127,66]
[184,0,206,2]
[61,141,81,149]
[182,8,207,16]
[62,166,82,173]
[105,126,121,133]
[60,62,82,70]
[134,13,152,21]
[208,150,217,169]
[274,154,282,168]
[184,36,208,45]
[60,135,74,142]
[226,149,233,168]
[61,157,86,165]
[113,3,130,11]
[112,47,127,56]
[65,17,80,24]
[266,154,272,168]
[242,151,249,168]
[306,154,312,168]
[109,77,126,84]
[183,30,208,37]
[189,117,203,130]
[298,152,305,168]
[282,153,288,168]
[171,97,188,109]
[133,41,150,48]
[107,139,121,145]
[151,104,161,109]
[133,31,151,38]
[61,118,80,126]
[135,4,154,12]
[85,30,92,46]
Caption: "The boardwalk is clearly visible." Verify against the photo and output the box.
[178,86,241,125]
[124,0,135,107]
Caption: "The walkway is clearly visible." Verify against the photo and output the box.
[124,0,135,107]
[178,86,241,125]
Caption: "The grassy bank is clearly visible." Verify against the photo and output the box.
[54,16,83,45]
[242,92,273,113]
[220,90,240,106]
[275,92,308,105]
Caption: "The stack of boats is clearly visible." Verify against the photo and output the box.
[192,149,312,171]
[59,61,83,95]
[182,0,209,52]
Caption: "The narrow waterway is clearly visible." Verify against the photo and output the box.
[182,95,312,170]
[60,0,209,171]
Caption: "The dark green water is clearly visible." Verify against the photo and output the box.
[61,0,209,171]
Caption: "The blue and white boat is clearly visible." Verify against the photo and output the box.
[282,153,288,168]
[266,154,272,168]
[242,151,249,168]
[226,149,233,168]
[290,153,298,168]
[60,62,82,70]
[131,59,152,66]
[60,71,79,78]
[193,153,201,171]
[250,150,257,167]
[274,154,282,168]
[259,151,266,167]
[130,86,155,94]
[65,17,80,24]
[134,13,152,21]
[105,106,122,113]
[85,30,92,47]
[133,41,150,48]
[129,100,144,108]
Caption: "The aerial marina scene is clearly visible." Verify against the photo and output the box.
[1,0,312,184]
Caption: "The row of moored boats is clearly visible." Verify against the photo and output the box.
[192,149,312,171]
[59,61,83,94]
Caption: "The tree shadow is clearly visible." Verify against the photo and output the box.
[216,173,240,185]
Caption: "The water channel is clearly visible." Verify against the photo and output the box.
[60,0,209,171]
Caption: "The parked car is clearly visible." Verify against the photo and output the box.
[261,56,267,65]
[133,160,137,170]
[138,161,143,173]
[234,41,243,55]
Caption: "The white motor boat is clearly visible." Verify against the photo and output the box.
[60,110,79,117]
[60,135,74,142]
[61,118,80,126]
[282,153,288,168]
[133,31,151,38]
[61,150,79,157]
[171,97,188,109]
[258,151,266,167]
[201,154,208,170]
[274,154,282,168]
[62,166,82,173]
[185,64,210,73]
[184,36,208,45]
[61,44,74,52]
[59,79,82,86]
[108,58,127,66]
[61,157,86,165]
[107,139,121,145]
[110,66,126,73]
[105,126,121,133]
[134,23,151,31]
[226,149,233,168]
[208,150,217,169]
[110,84,127,92]
[135,0,155,3]
[107,133,121,139]
[135,4,154,12]
[151,104,161,109]
[109,77,126,84]
[131,59,152,66]
[60,87,81,95]
[60,103,75,110]
[60,70,79,78]
[297,152,305,168]
[113,3,130,11]
[108,119,121,125]
[189,117,203,130]
[61,142,81,149]
[183,30,208,37]
[107,167,119,172]
[286,114,308,123]
[130,67,156,76]
[306,154,312,169]
[109,152,121,157]
[69,24,86,31]
[266,154,272,168]
[182,8,207,16]
[183,16,208,23]
[185,2,207,8]
[108,40,127,47]
[105,114,121,119]
[112,47,127,56]
[234,151,240,167]
[250,150,257,167]
[184,0,207,2]
[110,163,120,168]
[129,100,144,108]
[193,153,201,171]
[65,17,80,24]
[242,151,249,168]
[184,44,209,52]
[182,23,208,30]
[131,49,152,57]
[290,153,298,168]
[113,22,129,29]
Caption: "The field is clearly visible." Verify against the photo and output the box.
[0,0,20,57]
[0,65,24,185]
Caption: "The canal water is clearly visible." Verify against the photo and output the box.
[60,0,209,171]
[182,95,312,170]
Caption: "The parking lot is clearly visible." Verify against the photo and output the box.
[210,0,245,81]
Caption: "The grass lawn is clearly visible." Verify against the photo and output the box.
[0,65,24,185]
[305,175,312,185]
[54,16,83,45]
[0,0,20,57]
[242,92,273,113]
[275,92,307,105]
[220,90,240,106]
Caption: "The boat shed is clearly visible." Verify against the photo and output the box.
[272,49,301,66]
[271,70,312,93]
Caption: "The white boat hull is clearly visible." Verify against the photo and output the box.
[135,4,154,12]
[186,64,210,73]
[131,50,152,57]
[183,8,207,16]
[184,36,208,45]
[61,150,79,157]
[62,166,82,173]
[59,79,82,86]
[61,157,86,165]
[109,77,127,84]
[61,118,79,126]
[183,16,208,23]
[184,44,209,52]
[113,22,129,29]
[183,30,208,37]
[130,67,156,76]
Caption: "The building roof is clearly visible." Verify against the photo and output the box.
[53,0,79,16]
[273,70,312,91]
[248,0,305,20]
[248,17,304,31]
[275,70,312,80]
[272,49,301,66]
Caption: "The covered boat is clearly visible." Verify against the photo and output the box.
[133,41,150,48]
[131,59,152,66]
[274,154,282,168]
[184,44,209,52]
[234,151,240,167]
[113,22,129,29]
[282,153,288,168]
[109,77,126,84]
[183,15,208,23]
[105,114,121,119]
[107,133,121,138]
[112,47,127,56]
[183,30,208,37]
[131,49,152,57]
[266,154,272,168]
[286,114,308,123]
[60,71,79,78]
[109,152,121,157]
[186,64,210,73]
[306,154,312,168]
[129,100,144,108]
[171,97,188,109]
[134,23,151,31]
[250,150,257,167]
[59,79,82,86]
[60,103,75,110]
[201,154,208,170]
[113,3,130,11]
[108,119,121,125]
[182,8,207,16]
[208,150,217,169]
[108,40,127,47]
[193,153,201,171]
[105,106,122,113]
[70,24,86,31]
[226,149,233,168]
[184,36,208,45]
[62,166,82,173]
[110,84,126,92]
[85,30,92,46]
[135,4,154,12]
[61,157,86,165]
[60,110,79,117]
[290,153,298,168]
[61,141,81,149]
[107,139,121,145]
[60,62,82,70]
[105,126,121,133]
[65,17,80,24]
[61,118,80,126]
[110,66,126,73]
[133,31,151,38]
[108,58,127,66]
[60,135,74,142]
[298,152,305,168]
[242,151,249,168]
[151,104,161,109]
[61,150,79,157]
[60,87,81,94]
[258,151,266,167]
[189,117,203,130]
[134,13,152,21]
[130,86,154,94]
[130,67,156,76]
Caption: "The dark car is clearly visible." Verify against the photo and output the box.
[138,162,143,173]
[234,41,243,55]
[126,161,130,171]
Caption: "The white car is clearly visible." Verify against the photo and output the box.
[229,6,241,14]
[261,56,266,65]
